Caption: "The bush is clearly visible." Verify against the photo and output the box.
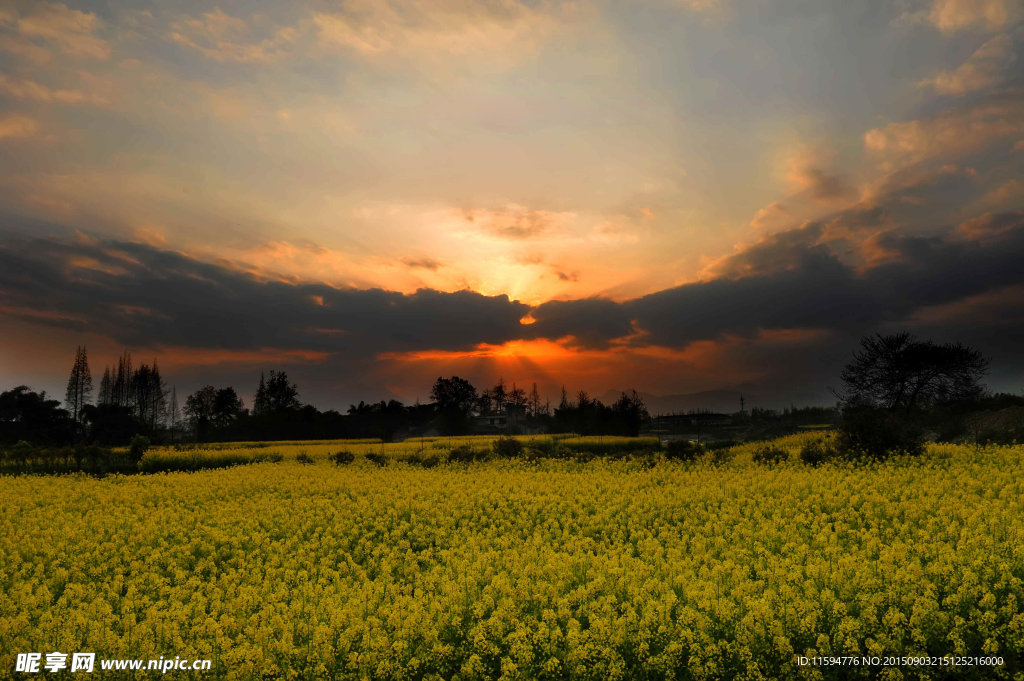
[402,453,440,468]
[752,445,789,465]
[331,450,355,465]
[527,438,560,459]
[448,444,486,463]
[799,437,839,466]
[128,435,151,462]
[365,452,388,467]
[965,407,1024,445]
[558,437,661,459]
[296,451,314,464]
[710,447,735,466]
[837,407,924,459]
[12,440,32,464]
[664,439,701,462]
[492,436,524,458]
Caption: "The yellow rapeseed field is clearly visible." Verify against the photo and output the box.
[2,438,1022,680]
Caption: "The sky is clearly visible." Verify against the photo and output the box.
[1,0,1022,411]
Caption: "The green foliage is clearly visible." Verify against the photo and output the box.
[557,436,660,459]
[400,452,441,468]
[128,434,151,462]
[330,450,355,465]
[295,450,314,464]
[137,447,283,473]
[448,444,487,463]
[525,438,560,459]
[663,439,701,462]
[492,435,524,458]
[365,451,388,467]
[799,436,840,466]
[710,447,736,466]
[752,444,789,464]
[838,406,924,459]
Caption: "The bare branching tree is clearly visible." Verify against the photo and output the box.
[832,333,989,414]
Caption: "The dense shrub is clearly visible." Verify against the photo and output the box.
[448,444,485,463]
[128,435,151,462]
[837,407,924,459]
[331,450,355,465]
[526,438,560,459]
[557,437,660,459]
[966,407,1024,445]
[1,441,122,474]
[664,439,701,462]
[401,453,440,468]
[799,436,839,466]
[493,436,524,458]
[710,447,735,466]
[365,452,388,467]
[448,444,487,463]
[296,451,314,464]
[752,445,789,464]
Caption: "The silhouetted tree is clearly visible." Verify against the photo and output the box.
[132,361,167,431]
[98,366,113,405]
[430,376,477,411]
[112,351,133,410]
[64,345,93,427]
[559,386,570,411]
[613,390,650,437]
[509,382,527,408]
[168,386,180,439]
[0,386,74,445]
[184,385,218,441]
[431,376,477,435]
[265,370,300,413]
[212,387,245,429]
[253,372,269,417]
[488,378,507,413]
[528,383,541,418]
[834,333,989,414]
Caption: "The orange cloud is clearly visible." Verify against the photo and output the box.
[311,0,573,65]
[864,102,1024,165]
[907,283,1024,325]
[459,206,574,240]
[0,73,91,104]
[0,35,51,64]
[375,329,830,401]
[146,346,332,371]
[0,114,39,139]
[17,2,111,60]
[927,0,1014,32]
[983,179,1023,204]
[169,8,298,63]
[918,34,1014,96]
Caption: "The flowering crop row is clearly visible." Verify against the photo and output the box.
[2,441,1022,680]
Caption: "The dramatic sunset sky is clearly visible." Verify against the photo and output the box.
[1,0,1022,410]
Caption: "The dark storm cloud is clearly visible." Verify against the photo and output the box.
[2,213,1024,369]
[527,212,1024,349]
[0,237,529,357]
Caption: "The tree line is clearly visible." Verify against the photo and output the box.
[0,345,653,445]
[2,332,1013,451]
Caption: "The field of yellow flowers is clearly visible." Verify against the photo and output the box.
[2,437,1023,680]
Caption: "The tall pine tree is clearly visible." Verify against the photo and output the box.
[64,346,93,424]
